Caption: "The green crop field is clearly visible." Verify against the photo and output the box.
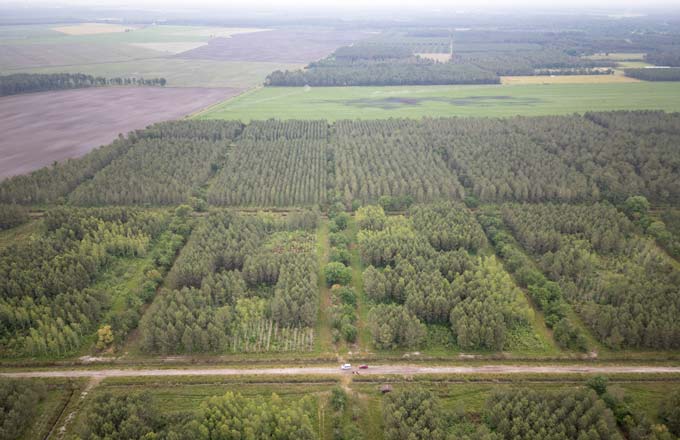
[195,82,680,120]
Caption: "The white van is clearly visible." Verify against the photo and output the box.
[340,363,352,370]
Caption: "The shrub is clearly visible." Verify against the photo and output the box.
[325,262,352,286]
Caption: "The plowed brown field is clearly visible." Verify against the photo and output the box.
[0,86,240,178]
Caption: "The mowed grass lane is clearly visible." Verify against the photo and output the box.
[194,82,680,121]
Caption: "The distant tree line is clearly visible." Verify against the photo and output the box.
[266,61,499,86]
[266,42,500,86]
[0,73,166,97]
[645,50,680,67]
[624,68,680,81]
[454,49,615,76]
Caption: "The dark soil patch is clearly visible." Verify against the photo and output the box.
[176,29,366,63]
[0,86,240,179]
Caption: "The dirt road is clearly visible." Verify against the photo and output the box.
[3,364,680,379]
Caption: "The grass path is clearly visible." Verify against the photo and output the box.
[0,219,40,251]
[315,220,335,355]
[475,208,606,356]
[347,218,372,351]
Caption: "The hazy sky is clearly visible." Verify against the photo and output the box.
[17,0,680,11]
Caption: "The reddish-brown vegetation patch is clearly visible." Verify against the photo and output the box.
[0,87,240,178]
[176,29,365,63]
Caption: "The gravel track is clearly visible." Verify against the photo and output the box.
[3,364,680,379]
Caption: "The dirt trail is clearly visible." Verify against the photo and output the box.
[3,365,680,379]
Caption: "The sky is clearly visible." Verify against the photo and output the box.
[11,0,680,11]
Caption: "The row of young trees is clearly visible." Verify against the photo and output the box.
[0,207,170,357]
[359,203,533,350]
[333,119,465,207]
[382,383,669,440]
[0,73,166,97]
[207,138,327,206]
[325,208,358,344]
[0,120,242,207]
[424,117,598,202]
[140,210,319,354]
[70,138,231,206]
[0,133,137,205]
[478,209,588,351]
[485,388,621,439]
[4,112,680,207]
[502,202,680,349]
[78,390,315,440]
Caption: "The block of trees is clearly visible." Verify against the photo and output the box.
[0,207,170,357]
[502,202,680,349]
[360,203,534,350]
[332,119,465,207]
[456,49,614,76]
[4,112,680,208]
[77,390,317,440]
[0,204,28,231]
[0,379,47,440]
[625,67,680,81]
[208,120,329,206]
[139,210,320,354]
[484,388,621,439]
[266,42,500,86]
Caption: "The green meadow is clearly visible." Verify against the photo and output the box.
[195,82,680,120]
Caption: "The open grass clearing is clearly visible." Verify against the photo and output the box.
[196,82,680,120]
[52,23,140,36]
[617,60,655,68]
[0,219,41,251]
[416,52,452,62]
[501,74,639,85]
[584,52,646,61]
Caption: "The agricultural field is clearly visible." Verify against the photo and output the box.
[0,87,237,178]
[0,24,362,87]
[196,82,680,120]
